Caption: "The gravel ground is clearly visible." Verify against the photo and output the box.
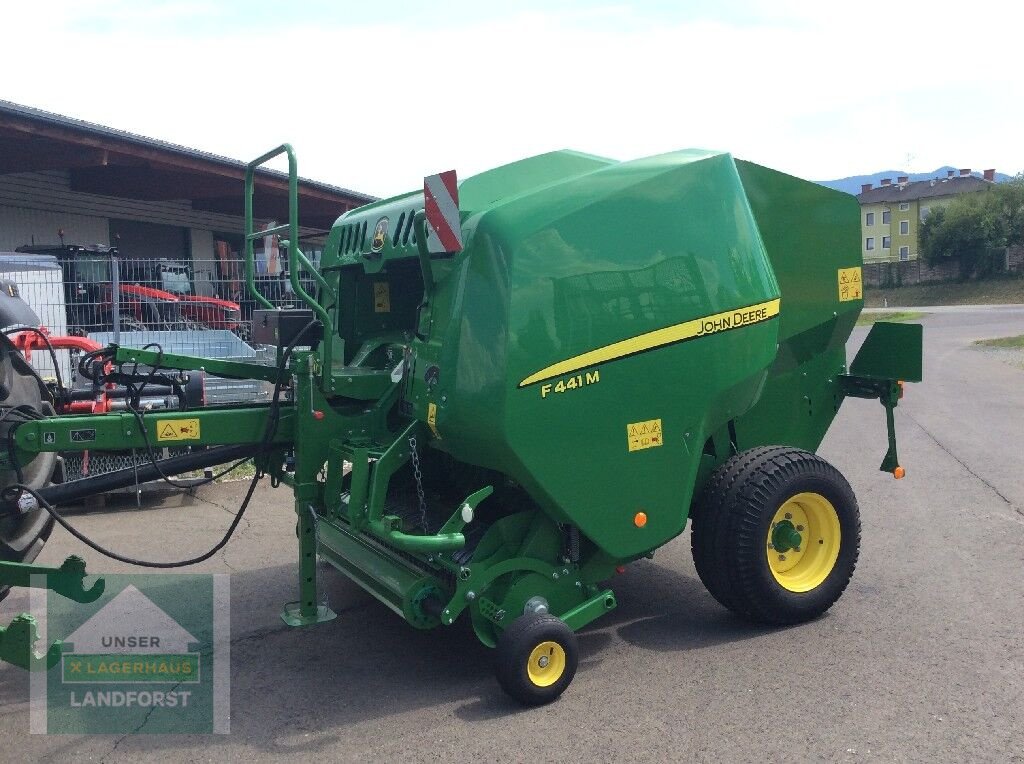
[2,305,1022,763]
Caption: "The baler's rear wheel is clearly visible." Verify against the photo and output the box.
[494,613,578,705]
[690,446,860,625]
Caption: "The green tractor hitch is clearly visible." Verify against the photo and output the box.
[0,555,104,671]
[0,614,60,671]
[0,555,104,603]
[0,146,923,706]
[840,321,923,476]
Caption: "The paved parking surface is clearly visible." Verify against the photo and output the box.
[2,305,1023,762]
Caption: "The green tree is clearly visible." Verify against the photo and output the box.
[982,174,1024,250]
[920,176,1024,280]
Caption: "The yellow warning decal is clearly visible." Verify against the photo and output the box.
[373,282,391,313]
[519,298,781,387]
[426,402,440,438]
[157,418,201,442]
[627,419,663,452]
[838,267,862,302]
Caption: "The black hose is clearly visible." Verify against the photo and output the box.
[3,478,260,569]
[1,319,317,569]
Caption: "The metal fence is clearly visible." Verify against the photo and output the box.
[0,251,308,404]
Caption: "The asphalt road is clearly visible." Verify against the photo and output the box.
[2,305,1023,763]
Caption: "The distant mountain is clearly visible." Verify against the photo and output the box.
[817,166,1014,195]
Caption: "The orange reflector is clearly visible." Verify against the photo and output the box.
[615,565,626,574]
[893,466,906,479]
[897,380,905,399]
[633,511,647,528]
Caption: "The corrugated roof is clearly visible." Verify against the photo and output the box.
[0,99,375,204]
[857,175,991,204]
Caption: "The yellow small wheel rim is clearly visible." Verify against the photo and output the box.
[527,641,566,687]
[766,492,841,593]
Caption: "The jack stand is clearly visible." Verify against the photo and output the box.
[281,502,336,626]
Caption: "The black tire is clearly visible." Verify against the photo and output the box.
[494,613,578,705]
[690,446,860,625]
[0,336,58,603]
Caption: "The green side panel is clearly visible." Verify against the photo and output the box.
[458,150,613,209]
[849,322,923,382]
[316,150,869,565]
[731,161,862,456]
[435,150,779,559]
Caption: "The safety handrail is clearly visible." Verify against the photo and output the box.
[243,144,334,327]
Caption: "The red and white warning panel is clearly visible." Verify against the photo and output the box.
[423,170,462,254]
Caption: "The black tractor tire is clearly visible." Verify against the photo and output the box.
[495,613,579,706]
[0,332,58,602]
[690,446,861,625]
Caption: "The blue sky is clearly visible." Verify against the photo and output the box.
[4,1,1020,197]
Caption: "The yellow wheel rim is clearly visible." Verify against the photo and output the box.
[766,492,841,593]
[527,641,566,687]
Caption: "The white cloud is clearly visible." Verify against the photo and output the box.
[3,2,1021,198]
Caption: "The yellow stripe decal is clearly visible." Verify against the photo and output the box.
[519,298,781,388]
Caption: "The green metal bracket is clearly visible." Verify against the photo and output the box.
[561,588,617,632]
[367,521,465,554]
[880,396,900,473]
[112,345,288,383]
[839,320,922,476]
[442,556,562,626]
[14,405,296,454]
[438,485,495,535]
[0,555,105,671]
[413,212,435,298]
[330,368,395,401]
[0,614,62,671]
[0,556,105,603]
[840,375,905,474]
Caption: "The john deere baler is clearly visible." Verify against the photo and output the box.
[0,146,921,704]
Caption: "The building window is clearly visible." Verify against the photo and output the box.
[882,210,891,224]
[866,237,875,251]
[900,220,910,235]
[899,202,910,211]
[920,206,931,222]
[865,212,875,226]
[882,236,891,249]
[899,246,910,261]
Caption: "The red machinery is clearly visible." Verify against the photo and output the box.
[14,244,242,333]
[8,326,204,415]
[177,294,242,331]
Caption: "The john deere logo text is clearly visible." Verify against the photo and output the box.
[518,298,781,388]
[695,305,771,336]
[371,218,389,253]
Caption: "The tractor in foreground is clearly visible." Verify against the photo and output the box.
[0,146,921,704]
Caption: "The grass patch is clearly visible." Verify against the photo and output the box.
[179,458,257,482]
[856,310,926,326]
[974,334,1024,349]
[864,276,1024,308]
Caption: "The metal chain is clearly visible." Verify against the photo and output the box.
[408,435,429,532]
